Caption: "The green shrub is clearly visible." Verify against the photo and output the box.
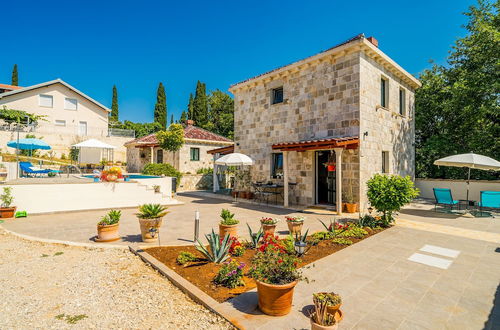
[311,231,335,243]
[367,174,419,226]
[196,167,213,175]
[176,251,197,265]
[358,214,381,228]
[142,163,182,187]
[335,224,368,238]
[332,238,353,245]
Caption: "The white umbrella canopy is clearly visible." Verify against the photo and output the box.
[434,153,500,171]
[215,153,254,166]
[72,139,116,149]
[434,153,500,201]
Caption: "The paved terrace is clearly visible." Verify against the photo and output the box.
[1,193,499,329]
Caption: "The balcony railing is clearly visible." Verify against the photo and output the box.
[108,128,135,138]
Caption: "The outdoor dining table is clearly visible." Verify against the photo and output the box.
[253,183,284,205]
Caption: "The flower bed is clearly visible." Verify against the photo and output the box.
[145,226,386,303]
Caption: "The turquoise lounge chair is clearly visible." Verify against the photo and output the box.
[478,191,500,216]
[433,188,459,212]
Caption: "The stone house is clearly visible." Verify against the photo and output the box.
[229,34,421,213]
[0,79,132,161]
[125,121,234,174]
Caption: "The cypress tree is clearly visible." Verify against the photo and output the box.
[110,85,119,122]
[187,93,194,120]
[180,110,187,123]
[170,114,174,125]
[11,64,18,86]
[192,81,208,127]
[154,82,167,129]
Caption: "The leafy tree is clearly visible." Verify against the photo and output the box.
[367,174,419,226]
[110,85,119,122]
[187,93,194,120]
[11,64,18,86]
[156,123,184,152]
[415,0,499,180]
[207,90,234,139]
[0,106,46,123]
[154,82,167,129]
[192,81,208,127]
[180,110,187,124]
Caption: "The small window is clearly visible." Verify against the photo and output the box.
[380,78,388,108]
[39,94,53,108]
[190,147,200,161]
[65,98,78,110]
[55,120,66,126]
[399,88,406,116]
[271,153,283,178]
[382,151,389,173]
[271,87,284,105]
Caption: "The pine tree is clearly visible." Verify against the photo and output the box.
[170,114,174,125]
[192,81,208,127]
[11,64,18,86]
[154,82,167,129]
[180,110,187,123]
[110,85,119,122]
[187,93,194,120]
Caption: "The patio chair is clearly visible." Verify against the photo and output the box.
[478,191,500,216]
[433,188,459,212]
[19,161,51,177]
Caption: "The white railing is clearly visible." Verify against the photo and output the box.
[0,121,134,138]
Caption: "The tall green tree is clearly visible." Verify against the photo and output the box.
[11,64,18,86]
[187,93,194,120]
[207,90,234,139]
[415,0,499,180]
[170,114,174,125]
[154,82,167,129]
[180,110,187,123]
[192,81,208,127]
[110,85,119,122]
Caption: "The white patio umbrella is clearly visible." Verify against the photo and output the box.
[215,153,254,166]
[434,153,500,200]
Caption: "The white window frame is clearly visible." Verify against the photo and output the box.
[64,97,78,110]
[39,94,53,108]
[55,120,66,127]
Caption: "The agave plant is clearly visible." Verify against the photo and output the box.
[246,223,263,249]
[195,229,231,263]
[294,228,309,244]
[98,209,121,226]
[136,204,168,219]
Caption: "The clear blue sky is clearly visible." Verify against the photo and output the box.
[2,0,474,123]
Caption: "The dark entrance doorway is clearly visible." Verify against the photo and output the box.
[316,151,336,205]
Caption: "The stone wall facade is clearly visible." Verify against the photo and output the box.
[178,173,213,192]
[232,37,418,209]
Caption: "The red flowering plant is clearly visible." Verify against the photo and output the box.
[224,237,245,257]
[260,217,278,225]
[249,234,302,285]
[100,166,123,182]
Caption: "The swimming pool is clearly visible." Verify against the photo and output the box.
[82,174,161,179]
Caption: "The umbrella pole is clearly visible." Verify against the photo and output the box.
[16,119,20,179]
[466,167,471,201]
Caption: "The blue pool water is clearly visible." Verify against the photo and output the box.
[83,174,161,179]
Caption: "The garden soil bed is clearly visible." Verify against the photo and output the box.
[145,228,386,303]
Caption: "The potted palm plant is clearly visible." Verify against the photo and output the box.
[136,204,168,242]
[96,210,121,242]
[0,187,16,218]
[250,235,302,316]
[285,216,305,235]
[260,217,278,235]
[219,208,239,238]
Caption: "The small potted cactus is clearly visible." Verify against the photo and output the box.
[313,292,342,316]
[310,293,338,330]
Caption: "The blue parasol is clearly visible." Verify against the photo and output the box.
[7,138,51,150]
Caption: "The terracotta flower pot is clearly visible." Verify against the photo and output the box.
[106,174,118,182]
[287,221,303,235]
[96,223,120,242]
[343,203,357,213]
[261,223,277,236]
[0,206,16,218]
[310,317,339,330]
[256,280,297,316]
[138,217,163,242]
[219,223,238,238]
[231,191,238,198]
[327,303,342,316]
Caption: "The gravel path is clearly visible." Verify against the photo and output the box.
[0,229,233,329]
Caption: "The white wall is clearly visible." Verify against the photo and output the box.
[5,179,179,214]
[415,178,500,201]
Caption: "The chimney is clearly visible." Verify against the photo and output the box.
[367,36,378,48]
[186,119,195,126]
